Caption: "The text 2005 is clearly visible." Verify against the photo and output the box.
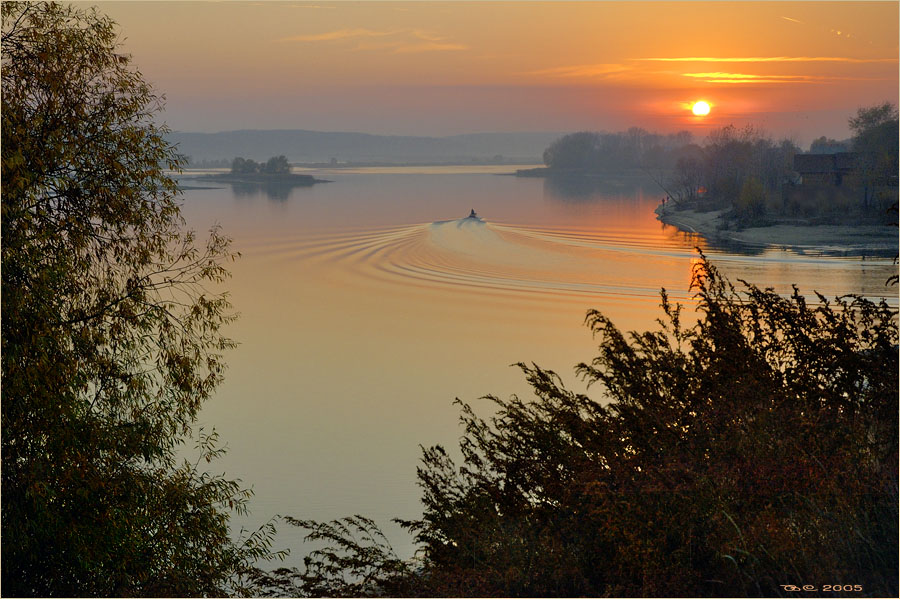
[780,584,863,592]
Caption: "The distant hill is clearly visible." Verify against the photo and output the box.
[167,129,563,164]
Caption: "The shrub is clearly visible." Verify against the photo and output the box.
[733,177,767,224]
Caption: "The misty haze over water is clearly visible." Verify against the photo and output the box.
[169,130,564,165]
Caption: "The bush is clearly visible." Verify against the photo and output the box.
[732,177,767,224]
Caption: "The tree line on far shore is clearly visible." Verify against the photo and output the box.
[231,155,291,175]
[542,128,697,172]
[541,105,898,227]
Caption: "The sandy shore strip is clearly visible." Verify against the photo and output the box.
[656,206,898,254]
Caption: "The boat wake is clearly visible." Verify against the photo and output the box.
[246,215,897,308]
[255,217,699,304]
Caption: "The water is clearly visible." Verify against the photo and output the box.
[176,166,897,565]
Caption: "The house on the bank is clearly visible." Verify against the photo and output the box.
[793,152,860,187]
[791,150,898,210]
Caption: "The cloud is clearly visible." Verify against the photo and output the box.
[638,56,896,63]
[279,28,398,42]
[392,42,468,54]
[526,63,629,79]
[682,72,818,84]
[780,16,803,24]
[278,28,468,53]
[409,30,447,43]
[682,71,889,84]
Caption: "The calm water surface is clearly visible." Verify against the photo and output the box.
[177,166,897,563]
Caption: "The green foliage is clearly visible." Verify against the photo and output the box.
[809,136,849,154]
[850,103,899,202]
[251,516,422,597]
[733,177,767,224]
[672,152,704,202]
[667,125,799,211]
[542,131,601,170]
[264,155,290,174]
[784,186,859,219]
[232,156,261,174]
[2,2,280,595]
[542,129,695,172]
[268,255,898,597]
[231,155,291,175]
[849,102,899,151]
[704,126,798,206]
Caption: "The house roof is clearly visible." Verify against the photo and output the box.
[833,152,859,170]
[794,153,836,174]
[794,152,860,174]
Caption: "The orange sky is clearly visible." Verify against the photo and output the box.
[101,1,898,143]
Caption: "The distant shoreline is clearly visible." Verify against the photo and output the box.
[294,160,541,169]
[198,172,330,185]
[513,167,655,178]
[515,167,599,178]
[656,205,898,256]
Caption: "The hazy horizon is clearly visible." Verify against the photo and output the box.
[166,125,854,143]
[100,1,898,147]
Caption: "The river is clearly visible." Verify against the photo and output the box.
[176,166,897,565]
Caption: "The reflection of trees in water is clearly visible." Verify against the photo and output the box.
[659,219,894,258]
[542,174,653,203]
[702,240,895,258]
[230,182,294,202]
[656,219,765,256]
[699,237,767,256]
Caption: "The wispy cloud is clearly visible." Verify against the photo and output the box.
[683,72,818,84]
[526,63,629,79]
[682,71,888,84]
[279,28,397,42]
[393,41,468,54]
[638,56,896,63]
[278,28,468,53]
[780,16,803,24]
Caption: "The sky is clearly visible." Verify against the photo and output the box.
[100,1,898,144]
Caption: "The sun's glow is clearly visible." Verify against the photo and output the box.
[692,101,711,116]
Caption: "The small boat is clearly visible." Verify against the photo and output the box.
[467,209,480,219]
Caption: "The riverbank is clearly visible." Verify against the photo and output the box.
[514,166,655,178]
[200,172,330,185]
[656,205,898,255]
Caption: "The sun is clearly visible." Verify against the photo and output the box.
[692,101,711,116]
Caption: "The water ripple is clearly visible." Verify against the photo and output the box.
[245,219,897,305]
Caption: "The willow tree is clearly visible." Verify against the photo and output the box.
[2,3,275,595]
